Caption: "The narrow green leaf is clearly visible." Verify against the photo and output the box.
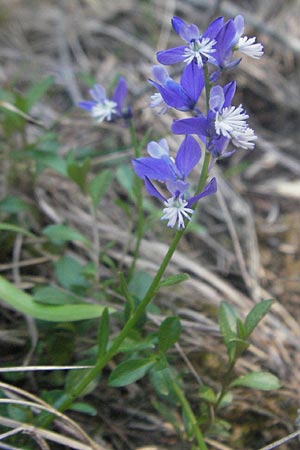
[230,371,281,391]
[108,358,154,387]
[88,169,113,210]
[70,402,97,416]
[0,222,36,239]
[116,165,135,200]
[158,316,182,353]
[97,307,110,359]
[245,299,274,337]
[33,286,81,305]
[42,224,91,247]
[236,318,247,339]
[0,276,114,322]
[218,301,238,345]
[159,273,189,288]
[150,367,171,396]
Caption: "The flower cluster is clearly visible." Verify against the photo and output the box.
[79,77,131,123]
[133,14,263,229]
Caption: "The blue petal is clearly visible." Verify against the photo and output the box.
[147,139,169,158]
[180,61,204,103]
[232,15,245,45]
[171,16,200,42]
[151,65,170,84]
[166,179,190,197]
[89,84,106,102]
[78,101,96,111]
[144,177,166,202]
[172,117,208,137]
[202,17,224,39]
[159,79,192,110]
[156,46,187,65]
[214,20,235,67]
[187,177,217,207]
[223,81,236,107]
[132,157,176,181]
[175,135,201,178]
[112,77,127,111]
[209,85,225,111]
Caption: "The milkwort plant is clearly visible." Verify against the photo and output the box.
[0,13,281,450]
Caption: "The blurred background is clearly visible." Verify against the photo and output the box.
[0,1,300,449]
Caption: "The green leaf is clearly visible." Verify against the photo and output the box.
[150,365,174,397]
[245,299,274,337]
[218,302,239,363]
[118,333,157,353]
[67,158,90,193]
[158,316,182,353]
[159,273,189,288]
[25,76,54,111]
[0,196,31,214]
[88,169,113,210]
[218,301,238,346]
[108,358,155,387]
[116,165,135,200]
[54,256,88,289]
[70,402,97,416]
[32,286,81,305]
[0,275,114,321]
[0,222,36,239]
[230,371,281,391]
[42,224,91,247]
[198,385,217,404]
[97,307,110,359]
[236,317,247,340]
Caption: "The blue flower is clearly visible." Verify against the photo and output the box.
[156,16,224,68]
[132,136,217,229]
[78,77,130,123]
[211,15,264,81]
[172,82,256,158]
[149,62,204,114]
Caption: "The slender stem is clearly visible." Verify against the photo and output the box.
[215,360,235,410]
[38,64,215,432]
[128,119,144,279]
[172,381,208,450]
[38,228,185,427]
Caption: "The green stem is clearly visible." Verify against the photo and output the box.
[128,119,144,279]
[215,360,236,410]
[172,381,207,450]
[38,65,215,431]
[38,228,185,428]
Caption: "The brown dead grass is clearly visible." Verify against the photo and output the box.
[0,0,300,449]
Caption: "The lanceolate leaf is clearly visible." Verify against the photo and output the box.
[230,371,281,391]
[0,276,114,322]
[97,307,110,359]
[158,316,182,353]
[159,273,189,288]
[218,301,237,345]
[245,299,274,337]
[108,358,155,387]
[88,169,113,210]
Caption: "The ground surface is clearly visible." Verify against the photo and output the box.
[0,1,300,449]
